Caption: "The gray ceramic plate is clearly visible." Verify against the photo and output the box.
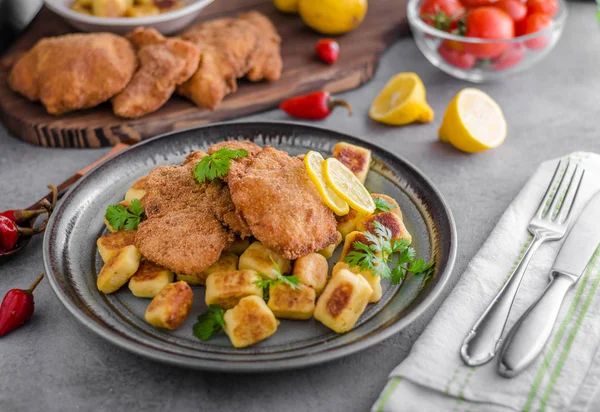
[43,121,457,373]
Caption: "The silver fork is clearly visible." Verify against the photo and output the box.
[460,159,585,366]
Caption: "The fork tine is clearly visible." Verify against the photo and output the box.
[558,167,585,224]
[553,163,579,221]
[534,160,565,219]
[546,160,572,219]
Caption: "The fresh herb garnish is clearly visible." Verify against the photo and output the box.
[193,148,248,184]
[374,197,396,213]
[344,221,434,285]
[254,256,302,300]
[193,304,226,341]
[104,199,144,231]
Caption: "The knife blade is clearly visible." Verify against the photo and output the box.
[551,192,600,279]
[499,190,600,377]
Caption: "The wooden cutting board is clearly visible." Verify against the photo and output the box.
[0,0,408,148]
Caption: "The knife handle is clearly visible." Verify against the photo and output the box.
[498,272,576,378]
[460,236,544,366]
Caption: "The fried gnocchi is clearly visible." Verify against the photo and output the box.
[223,296,279,348]
[144,281,193,330]
[97,245,142,294]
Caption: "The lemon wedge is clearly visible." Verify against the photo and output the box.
[438,88,507,153]
[369,72,434,126]
[305,151,350,216]
[323,158,375,215]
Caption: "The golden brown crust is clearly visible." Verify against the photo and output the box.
[132,260,169,281]
[238,11,282,82]
[177,17,261,109]
[135,151,234,275]
[227,147,339,259]
[326,283,353,318]
[359,212,411,242]
[112,28,199,119]
[8,33,136,115]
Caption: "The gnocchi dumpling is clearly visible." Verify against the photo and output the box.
[223,296,279,348]
[336,208,367,239]
[238,241,291,279]
[124,176,147,204]
[204,270,263,309]
[267,283,316,320]
[144,281,193,330]
[357,212,412,244]
[371,193,402,219]
[97,245,142,294]
[129,260,174,298]
[314,268,372,333]
[97,230,137,263]
[293,253,329,296]
[332,142,372,184]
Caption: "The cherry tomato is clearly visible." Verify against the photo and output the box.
[514,19,527,37]
[527,0,558,17]
[438,40,477,69]
[464,7,514,59]
[315,39,339,64]
[491,42,525,70]
[523,12,551,49]
[419,0,465,31]
[495,0,527,23]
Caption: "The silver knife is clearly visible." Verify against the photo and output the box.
[498,190,600,378]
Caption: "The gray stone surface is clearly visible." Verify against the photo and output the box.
[1,3,599,411]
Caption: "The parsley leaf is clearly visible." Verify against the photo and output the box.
[343,221,434,286]
[253,256,302,299]
[193,305,226,341]
[104,199,144,231]
[193,148,248,184]
[374,197,396,213]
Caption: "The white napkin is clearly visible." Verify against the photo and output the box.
[373,152,600,412]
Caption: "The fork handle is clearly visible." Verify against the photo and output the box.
[498,272,576,377]
[460,235,544,366]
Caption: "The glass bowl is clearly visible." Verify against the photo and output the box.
[407,0,568,82]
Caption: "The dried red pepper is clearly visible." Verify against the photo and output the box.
[280,91,352,120]
[0,273,44,337]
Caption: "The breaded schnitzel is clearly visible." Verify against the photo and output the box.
[227,146,339,259]
[8,33,136,115]
[239,11,283,82]
[112,28,199,119]
[136,151,234,275]
[177,17,260,110]
[176,12,282,109]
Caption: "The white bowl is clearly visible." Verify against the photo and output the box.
[44,0,214,35]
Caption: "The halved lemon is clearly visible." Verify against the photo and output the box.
[323,158,375,214]
[305,151,350,216]
[438,88,507,153]
[369,72,434,126]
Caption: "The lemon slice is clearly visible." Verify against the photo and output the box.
[323,158,375,214]
[369,72,434,126]
[438,88,507,153]
[305,151,350,216]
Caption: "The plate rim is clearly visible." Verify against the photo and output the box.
[43,120,457,373]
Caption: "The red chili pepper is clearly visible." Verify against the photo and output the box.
[315,39,340,64]
[0,216,19,251]
[280,91,352,120]
[0,273,44,337]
